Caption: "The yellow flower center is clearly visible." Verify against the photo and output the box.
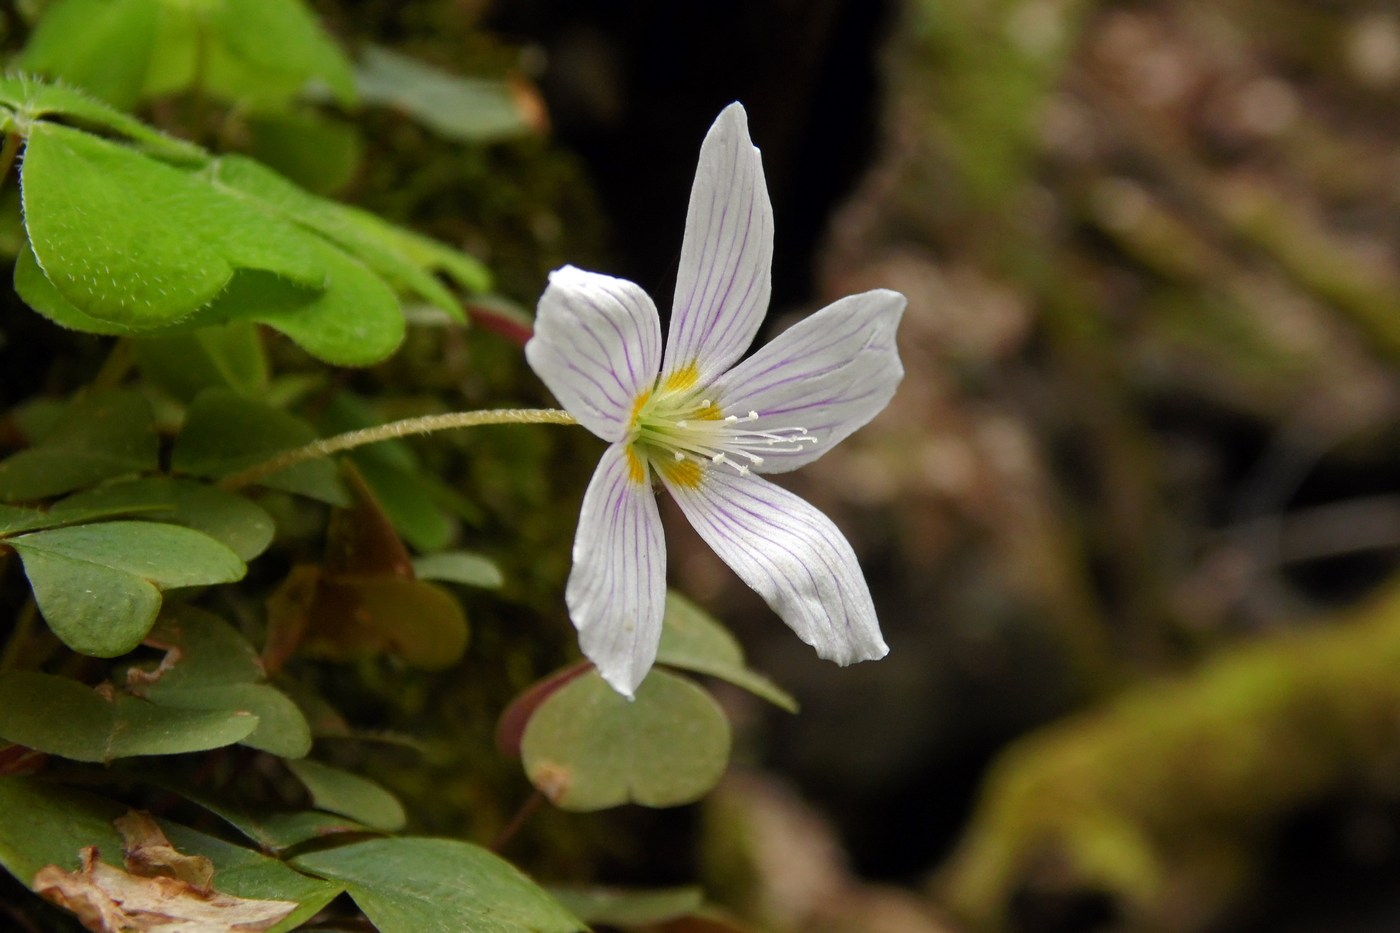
[626,367,818,488]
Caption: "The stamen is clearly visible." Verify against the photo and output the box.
[631,389,820,480]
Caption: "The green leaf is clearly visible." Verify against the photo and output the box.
[549,886,705,926]
[128,608,312,758]
[0,672,258,761]
[137,606,265,688]
[354,45,538,143]
[154,781,370,853]
[285,759,405,831]
[293,837,585,933]
[14,0,162,110]
[412,551,504,589]
[521,669,731,811]
[243,109,362,196]
[0,501,162,538]
[172,389,345,504]
[132,322,269,401]
[15,240,139,336]
[55,477,276,561]
[21,121,324,328]
[201,264,404,369]
[0,390,158,502]
[657,593,799,713]
[0,778,126,882]
[160,684,310,759]
[208,155,486,314]
[10,521,245,656]
[0,504,46,536]
[19,123,406,363]
[200,0,357,108]
[0,75,204,162]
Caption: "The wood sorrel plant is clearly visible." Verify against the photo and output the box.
[0,5,902,930]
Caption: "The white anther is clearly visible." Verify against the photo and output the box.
[674,451,684,460]
[712,453,726,463]
[676,420,688,429]
[725,415,739,423]
[747,411,759,420]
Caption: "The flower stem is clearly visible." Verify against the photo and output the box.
[219,408,577,492]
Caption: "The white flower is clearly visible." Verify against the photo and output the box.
[526,102,906,697]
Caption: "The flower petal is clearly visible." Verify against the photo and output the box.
[709,289,906,473]
[526,265,662,442]
[566,442,668,697]
[662,468,888,666]
[662,102,775,388]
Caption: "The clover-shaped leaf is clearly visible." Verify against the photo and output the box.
[285,759,405,832]
[56,477,276,561]
[172,389,344,505]
[7,521,245,656]
[127,608,312,759]
[0,672,258,762]
[0,390,158,503]
[293,838,584,933]
[19,122,405,365]
[520,669,731,811]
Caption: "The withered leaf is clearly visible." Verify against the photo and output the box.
[33,811,297,933]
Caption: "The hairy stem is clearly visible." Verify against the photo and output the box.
[219,408,577,491]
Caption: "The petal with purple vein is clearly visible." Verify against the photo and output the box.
[662,468,887,665]
[566,442,668,697]
[662,103,774,388]
[709,289,905,473]
[527,265,662,442]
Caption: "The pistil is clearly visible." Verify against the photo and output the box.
[630,389,818,481]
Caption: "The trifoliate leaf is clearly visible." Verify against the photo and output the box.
[126,608,312,759]
[0,74,204,161]
[208,155,485,314]
[0,390,158,502]
[285,759,405,831]
[0,672,258,762]
[9,521,245,656]
[354,45,542,143]
[55,478,276,561]
[21,121,324,328]
[521,669,731,811]
[172,389,345,505]
[412,551,504,589]
[131,322,269,402]
[20,123,405,364]
[293,838,585,933]
[14,0,162,111]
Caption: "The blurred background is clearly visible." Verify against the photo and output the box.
[10,0,1400,929]
[445,1,1400,929]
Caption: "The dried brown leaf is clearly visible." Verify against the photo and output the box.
[115,811,214,890]
[33,814,297,933]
